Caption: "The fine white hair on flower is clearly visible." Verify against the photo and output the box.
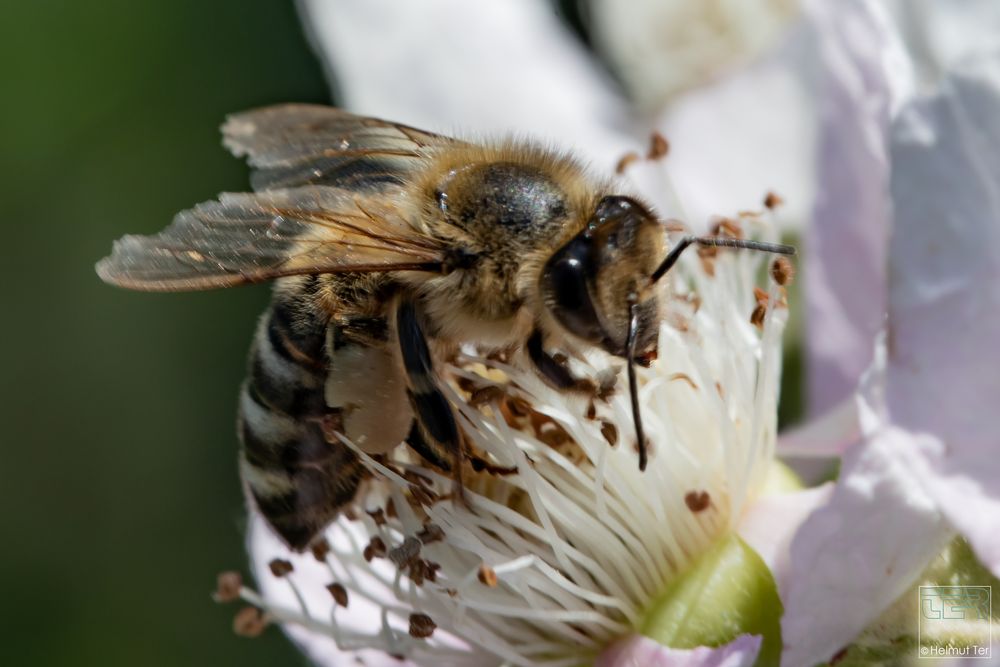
[232,216,788,667]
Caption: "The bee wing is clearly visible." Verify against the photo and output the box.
[96,186,447,291]
[222,104,464,192]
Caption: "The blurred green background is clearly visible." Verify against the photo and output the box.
[1,1,327,664]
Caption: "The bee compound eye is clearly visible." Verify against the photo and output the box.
[541,237,606,346]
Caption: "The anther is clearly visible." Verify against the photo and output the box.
[648,131,670,160]
[233,606,268,638]
[214,571,242,603]
[363,536,387,562]
[600,421,618,447]
[326,582,349,608]
[409,613,437,639]
[268,559,294,578]
[478,563,499,587]
[615,151,641,175]
[310,538,331,562]
[771,256,795,286]
[685,490,712,513]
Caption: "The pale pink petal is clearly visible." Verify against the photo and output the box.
[780,423,953,667]
[775,395,861,457]
[884,0,1000,89]
[737,484,833,593]
[298,0,636,168]
[885,55,1000,577]
[596,633,761,667]
[803,0,912,415]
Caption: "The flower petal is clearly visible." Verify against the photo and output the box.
[885,54,1000,578]
[803,0,912,415]
[596,633,761,667]
[297,0,635,167]
[884,0,1000,89]
[780,422,953,667]
[649,26,819,230]
[588,0,800,109]
[737,483,833,593]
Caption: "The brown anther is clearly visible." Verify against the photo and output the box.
[699,256,716,277]
[668,372,698,390]
[697,244,719,259]
[446,588,458,597]
[310,538,331,562]
[409,613,437,639]
[750,304,767,330]
[268,559,293,578]
[715,382,725,398]
[233,606,268,638]
[615,151,641,175]
[648,131,670,159]
[506,396,532,417]
[326,582,349,607]
[763,191,785,210]
[366,507,386,526]
[363,535,387,562]
[409,484,439,508]
[469,385,505,407]
[478,563,499,587]
[389,536,422,569]
[416,522,445,545]
[771,256,795,286]
[386,498,398,519]
[214,571,242,603]
[409,561,426,586]
[664,219,688,233]
[600,421,618,447]
[753,286,769,306]
[585,401,597,420]
[535,419,572,448]
[684,490,712,513]
[711,217,744,239]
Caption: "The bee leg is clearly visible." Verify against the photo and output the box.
[396,300,466,497]
[527,330,597,394]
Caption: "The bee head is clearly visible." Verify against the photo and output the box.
[539,195,664,359]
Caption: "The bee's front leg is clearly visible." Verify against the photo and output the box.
[395,299,466,497]
[526,329,599,394]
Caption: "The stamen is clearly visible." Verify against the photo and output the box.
[214,571,242,603]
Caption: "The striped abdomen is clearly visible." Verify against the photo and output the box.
[238,290,365,551]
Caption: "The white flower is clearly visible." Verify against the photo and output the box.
[216,0,1000,664]
[238,228,792,665]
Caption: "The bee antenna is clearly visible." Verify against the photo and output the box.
[625,301,648,471]
[650,236,796,284]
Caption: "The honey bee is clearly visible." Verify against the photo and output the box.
[97,104,793,551]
